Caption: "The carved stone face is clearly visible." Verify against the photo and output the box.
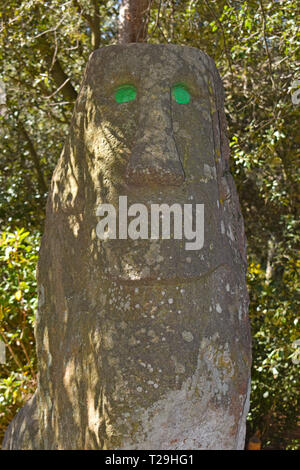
[33,44,250,451]
[1,44,251,452]
[60,44,235,282]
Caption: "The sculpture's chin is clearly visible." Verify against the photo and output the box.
[102,270,217,284]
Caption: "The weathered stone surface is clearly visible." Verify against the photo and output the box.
[3,44,251,450]
[2,393,40,450]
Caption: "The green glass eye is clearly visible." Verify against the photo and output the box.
[172,84,190,104]
[115,84,137,103]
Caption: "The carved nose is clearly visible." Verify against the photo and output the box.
[126,95,185,186]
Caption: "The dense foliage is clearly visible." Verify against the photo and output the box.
[0,0,299,448]
[0,229,38,442]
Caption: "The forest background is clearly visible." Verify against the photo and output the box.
[0,0,299,449]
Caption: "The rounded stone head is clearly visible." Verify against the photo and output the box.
[50,44,246,282]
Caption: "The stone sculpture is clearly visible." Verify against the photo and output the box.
[3,44,251,450]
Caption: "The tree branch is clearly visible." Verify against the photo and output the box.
[0,330,23,371]
[204,0,234,89]
[18,120,48,194]
[73,0,101,50]
[258,0,275,89]
[118,0,151,43]
[37,36,78,102]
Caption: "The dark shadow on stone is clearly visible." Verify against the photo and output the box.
[2,392,41,450]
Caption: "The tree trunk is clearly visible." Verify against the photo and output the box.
[118,0,151,43]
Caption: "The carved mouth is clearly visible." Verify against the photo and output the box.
[99,235,222,284]
[103,264,225,286]
[96,188,218,283]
